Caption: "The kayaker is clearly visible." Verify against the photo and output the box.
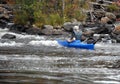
[67,25,99,44]
[67,26,83,42]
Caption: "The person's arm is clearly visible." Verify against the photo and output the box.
[70,31,74,40]
[67,32,75,42]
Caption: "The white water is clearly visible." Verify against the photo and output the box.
[0,28,120,84]
[0,29,118,48]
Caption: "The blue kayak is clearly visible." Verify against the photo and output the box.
[57,40,94,50]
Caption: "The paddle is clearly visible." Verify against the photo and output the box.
[83,36,101,44]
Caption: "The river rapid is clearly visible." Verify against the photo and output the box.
[0,28,120,84]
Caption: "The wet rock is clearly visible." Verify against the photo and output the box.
[115,34,120,42]
[9,24,26,33]
[1,34,16,39]
[6,22,14,28]
[92,34,114,43]
[25,27,43,35]
[97,0,104,4]
[94,24,114,34]
[0,19,7,28]
[108,60,120,68]
[83,23,99,28]
[9,24,43,35]
[86,37,96,44]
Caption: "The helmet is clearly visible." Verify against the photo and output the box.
[73,26,79,31]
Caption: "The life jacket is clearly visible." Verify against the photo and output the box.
[73,30,82,40]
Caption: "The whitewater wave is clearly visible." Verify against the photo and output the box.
[0,41,24,47]
[28,40,60,47]
[0,28,45,40]
[3,32,45,40]
[0,28,9,38]
[95,43,120,49]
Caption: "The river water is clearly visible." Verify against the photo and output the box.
[0,28,120,84]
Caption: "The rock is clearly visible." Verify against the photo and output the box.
[9,24,26,33]
[41,25,53,35]
[52,29,64,35]
[42,25,53,30]
[116,13,120,21]
[6,22,14,28]
[25,27,43,35]
[97,0,104,4]
[40,25,66,35]
[100,17,110,24]
[109,60,120,68]
[1,34,16,39]
[115,34,120,42]
[0,19,7,28]
[92,34,113,43]
[63,22,81,32]
[92,24,110,34]
[9,24,44,35]
[105,12,116,20]
[54,25,61,29]
[63,22,73,31]
[86,37,96,44]
[112,25,120,34]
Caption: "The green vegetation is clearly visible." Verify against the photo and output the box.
[14,0,35,25]
[107,4,119,12]
[13,0,89,27]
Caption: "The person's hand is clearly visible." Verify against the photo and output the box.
[67,39,72,42]
[67,38,75,42]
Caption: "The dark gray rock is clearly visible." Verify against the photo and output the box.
[115,34,120,42]
[9,24,43,35]
[1,34,16,39]
[63,22,81,32]
[25,27,43,35]
[9,24,26,33]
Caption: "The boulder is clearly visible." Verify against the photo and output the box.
[63,22,82,32]
[112,25,120,34]
[40,25,67,35]
[41,25,53,35]
[9,24,26,33]
[52,29,65,35]
[9,24,42,35]
[105,12,116,20]
[62,22,74,31]
[1,34,16,39]
[25,27,43,35]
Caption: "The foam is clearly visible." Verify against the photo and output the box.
[28,40,60,46]
[0,41,24,47]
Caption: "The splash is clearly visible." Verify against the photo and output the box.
[0,41,24,47]
[28,40,60,47]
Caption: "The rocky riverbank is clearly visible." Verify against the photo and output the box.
[1,2,120,43]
